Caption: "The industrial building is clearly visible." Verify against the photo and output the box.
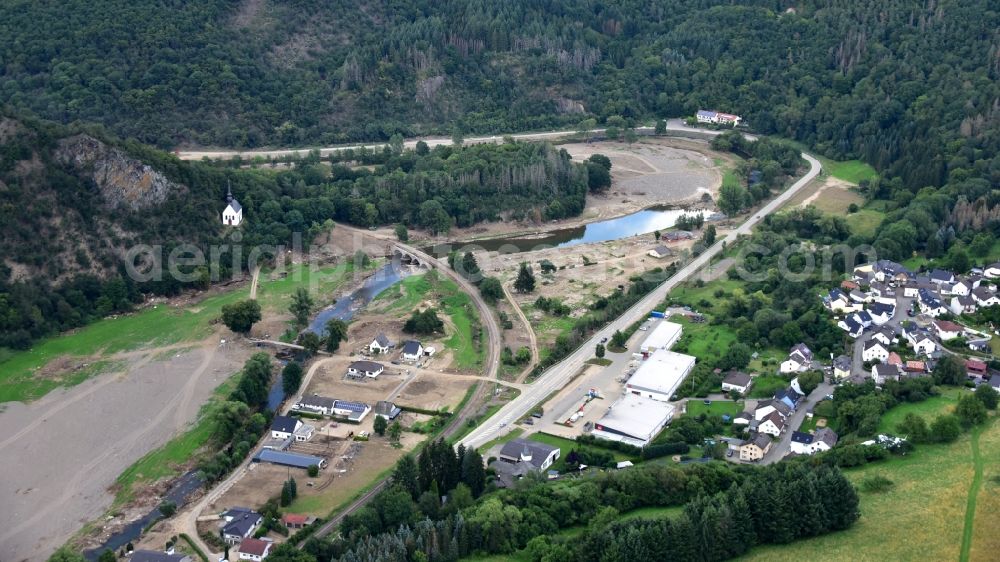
[625,349,696,402]
[639,321,683,353]
[592,395,675,447]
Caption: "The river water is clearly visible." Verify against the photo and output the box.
[264,263,410,411]
[83,471,203,560]
[428,206,704,254]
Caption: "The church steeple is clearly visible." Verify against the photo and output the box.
[226,180,234,204]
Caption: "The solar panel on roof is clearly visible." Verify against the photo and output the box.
[335,400,368,412]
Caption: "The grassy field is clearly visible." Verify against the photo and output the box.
[522,303,576,363]
[877,388,963,434]
[0,263,356,403]
[825,160,877,184]
[743,415,999,562]
[686,400,741,418]
[668,315,737,361]
[844,209,885,238]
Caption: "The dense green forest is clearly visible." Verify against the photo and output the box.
[0,115,586,349]
[272,444,858,562]
[1,0,997,189]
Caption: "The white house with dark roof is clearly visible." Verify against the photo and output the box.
[872,363,901,385]
[222,510,263,544]
[490,438,561,486]
[862,339,890,363]
[369,333,392,354]
[348,360,384,378]
[790,428,838,455]
[294,394,336,416]
[130,551,193,562]
[648,245,674,259]
[951,295,978,315]
[722,371,753,394]
[270,415,302,440]
[833,355,851,380]
[401,340,424,362]
[222,183,243,226]
[933,319,965,340]
[238,538,273,561]
[780,343,813,373]
[758,411,785,437]
[972,286,1000,307]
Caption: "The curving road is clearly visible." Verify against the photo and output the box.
[175,119,731,162]
[459,152,821,449]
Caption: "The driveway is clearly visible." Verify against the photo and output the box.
[761,380,835,465]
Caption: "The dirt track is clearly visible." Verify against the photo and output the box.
[0,339,249,562]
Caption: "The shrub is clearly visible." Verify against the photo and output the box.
[860,475,894,493]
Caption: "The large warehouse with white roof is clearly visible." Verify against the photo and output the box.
[625,349,696,402]
[592,395,675,447]
[639,320,683,353]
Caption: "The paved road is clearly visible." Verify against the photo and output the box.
[460,151,822,449]
[176,119,736,161]
[761,380,835,465]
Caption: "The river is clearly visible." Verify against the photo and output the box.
[264,262,410,411]
[430,206,705,254]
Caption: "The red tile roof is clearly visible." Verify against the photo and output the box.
[282,513,309,526]
[239,538,272,557]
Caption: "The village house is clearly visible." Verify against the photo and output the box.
[789,428,839,455]
[368,333,392,354]
[933,319,965,341]
[966,359,988,380]
[862,339,890,363]
[950,295,978,315]
[238,538,273,561]
[838,315,864,338]
[270,415,313,442]
[348,360,384,378]
[758,411,785,437]
[696,109,742,126]
[872,363,901,385]
[904,360,927,375]
[984,263,1000,279]
[282,513,316,530]
[647,245,674,259]
[930,269,956,285]
[294,394,336,416]
[373,400,402,420]
[775,387,804,410]
[871,326,897,347]
[332,400,371,422]
[222,509,263,545]
[721,371,753,395]
[972,286,1000,307]
[780,343,813,373]
[755,399,791,421]
[918,288,948,317]
[490,438,561,487]
[739,433,771,461]
[833,355,852,380]
[827,288,860,313]
[990,374,1000,392]
[401,340,424,362]
[904,326,938,356]
[869,302,895,325]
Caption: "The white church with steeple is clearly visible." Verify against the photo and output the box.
[222,183,243,226]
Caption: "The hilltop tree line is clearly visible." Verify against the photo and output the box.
[283,455,857,562]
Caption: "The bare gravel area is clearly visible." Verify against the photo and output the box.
[0,340,249,562]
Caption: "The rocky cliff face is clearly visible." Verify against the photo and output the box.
[55,135,183,210]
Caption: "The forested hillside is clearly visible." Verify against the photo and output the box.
[0,114,586,349]
[2,0,998,191]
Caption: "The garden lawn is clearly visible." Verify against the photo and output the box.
[527,432,636,472]
[743,416,1000,562]
[749,374,788,399]
[686,400,741,418]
